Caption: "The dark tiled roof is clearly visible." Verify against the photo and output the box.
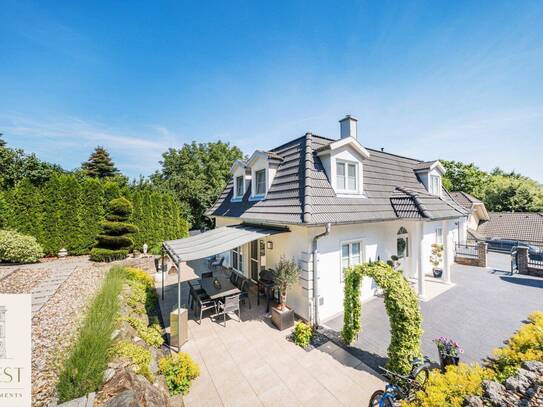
[450,191,482,210]
[208,134,467,225]
[477,212,543,244]
[413,160,439,171]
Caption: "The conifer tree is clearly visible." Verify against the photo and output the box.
[41,174,63,255]
[0,190,9,229]
[149,191,163,250]
[6,179,43,241]
[57,175,82,253]
[81,146,119,179]
[103,180,121,203]
[140,190,153,249]
[90,197,138,262]
[0,133,6,147]
[79,177,105,253]
[129,190,145,250]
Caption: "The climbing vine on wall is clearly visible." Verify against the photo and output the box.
[341,261,423,374]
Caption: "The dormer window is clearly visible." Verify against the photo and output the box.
[255,169,266,196]
[336,160,358,192]
[235,175,245,198]
[429,174,441,196]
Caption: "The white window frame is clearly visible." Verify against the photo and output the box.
[231,246,243,272]
[397,227,409,259]
[429,174,441,196]
[340,239,364,283]
[436,227,443,244]
[336,159,359,193]
[254,169,267,197]
[235,175,244,198]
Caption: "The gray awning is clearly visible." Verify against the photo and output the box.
[163,224,289,263]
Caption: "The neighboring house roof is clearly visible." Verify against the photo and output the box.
[450,191,490,222]
[476,212,543,244]
[449,191,482,210]
[207,133,468,225]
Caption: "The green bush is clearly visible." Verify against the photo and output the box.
[57,266,125,401]
[95,235,134,249]
[126,317,164,348]
[404,363,495,407]
[490,310,543,382]
[343,261,423,375]
[107,197,133,220]
[293,321,313,348]
[101,220,138,236]
[89,248,128,262]
[0,229,43,263]
[159,353,200,395]
[110,341,153,381]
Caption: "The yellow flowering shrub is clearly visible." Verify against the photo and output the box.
[491,310,543,382]
[403,364,495,407]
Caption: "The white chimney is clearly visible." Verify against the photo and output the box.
[339,115,358,140]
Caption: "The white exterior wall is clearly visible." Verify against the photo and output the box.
[214,216,460,323]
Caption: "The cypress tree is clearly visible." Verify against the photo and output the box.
[161,194,175,240]
[81,146,119,179]
[7,179,43,241]
[90,197,138,262]
[149,191,163,251]
[41,174,63,255]
[79,177,105,253]
[140,190,153,249]
[129,190,144,250]
[0,190,9,229]
[57,174,82,253]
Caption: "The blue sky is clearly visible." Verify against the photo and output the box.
[1,1,542,181]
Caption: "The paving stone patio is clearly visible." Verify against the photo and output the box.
[157,259,384,407]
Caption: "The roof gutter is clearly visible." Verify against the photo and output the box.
[312,222,331,327]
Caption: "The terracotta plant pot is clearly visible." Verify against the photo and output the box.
[271,306,295,331]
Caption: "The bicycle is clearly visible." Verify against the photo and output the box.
[368,357,431,406]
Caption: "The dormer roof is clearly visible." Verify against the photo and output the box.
[230,159,247,173]
[315,136,370,159]
[246,150,284,167]
[413,160,446,174]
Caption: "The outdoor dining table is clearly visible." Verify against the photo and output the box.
[199,273,241,300]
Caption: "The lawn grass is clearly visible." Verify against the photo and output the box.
[56,266,126,402]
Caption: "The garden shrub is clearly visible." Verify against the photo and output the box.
[293,321,313,348]
[110,341,153,381]
[89,248,128,262]
[490,310,543,382]
[0,229,43,263]
[159,353,200,395]
[342,261,423,374]
[404,363,495,407]
[91,197,138,262]
[126,317,164,348]
[57,266,125,401]
[124,267,155,288]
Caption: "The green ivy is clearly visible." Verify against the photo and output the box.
[342,261,423,375]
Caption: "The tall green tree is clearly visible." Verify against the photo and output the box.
[57,175,83,253]
[41,174,63,255]
[0,133,6,147]
[441,160,489,199]
[79,178,105,252]
[483,175,543,212]
[81,146,119,179]
[0,190,8,228]
[6,179,43,240]
[151,141,243,229]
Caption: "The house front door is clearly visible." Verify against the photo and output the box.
[250,240,259,281]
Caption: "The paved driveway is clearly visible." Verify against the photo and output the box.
[325,256,543,370]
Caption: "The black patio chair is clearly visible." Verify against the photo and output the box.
[216,294,241,326]
[201,271,213,279]
[229,271,240,287]
[239,278,252,309]
[193,292,218,324]
[211,257,224,272]
[188,281,208,310]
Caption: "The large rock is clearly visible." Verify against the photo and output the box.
[99,368,169,407]
[463,395,484,407]
[522,360,543,375]
[505,368,538,393]
[483,380,508,406]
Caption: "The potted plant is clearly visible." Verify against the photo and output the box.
[271,256,301,330]
[386,255,401,271]
[430,243,444,278]
[433,337,463,372]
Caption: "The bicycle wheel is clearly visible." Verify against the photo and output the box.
[368,390,394,407]
[411,364,430,387]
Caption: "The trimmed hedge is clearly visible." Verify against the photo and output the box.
[95,235,134,249]
[0,229,44,263]
[89,248,128,262]
[342,261,423,375]
[101,221,138,236]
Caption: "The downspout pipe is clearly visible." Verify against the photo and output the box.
[312,222,331,327]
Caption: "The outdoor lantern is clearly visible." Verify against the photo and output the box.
[267,241,273,250]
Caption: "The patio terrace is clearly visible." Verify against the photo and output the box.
[157,258,384,407]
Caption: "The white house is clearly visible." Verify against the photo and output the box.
[204,115,468,324]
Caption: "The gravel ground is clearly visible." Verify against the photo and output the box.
[28,256,157,407]
[0,267,55,293]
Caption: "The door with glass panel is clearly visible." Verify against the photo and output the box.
[250,240,259,281]
[231,246,243,273]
